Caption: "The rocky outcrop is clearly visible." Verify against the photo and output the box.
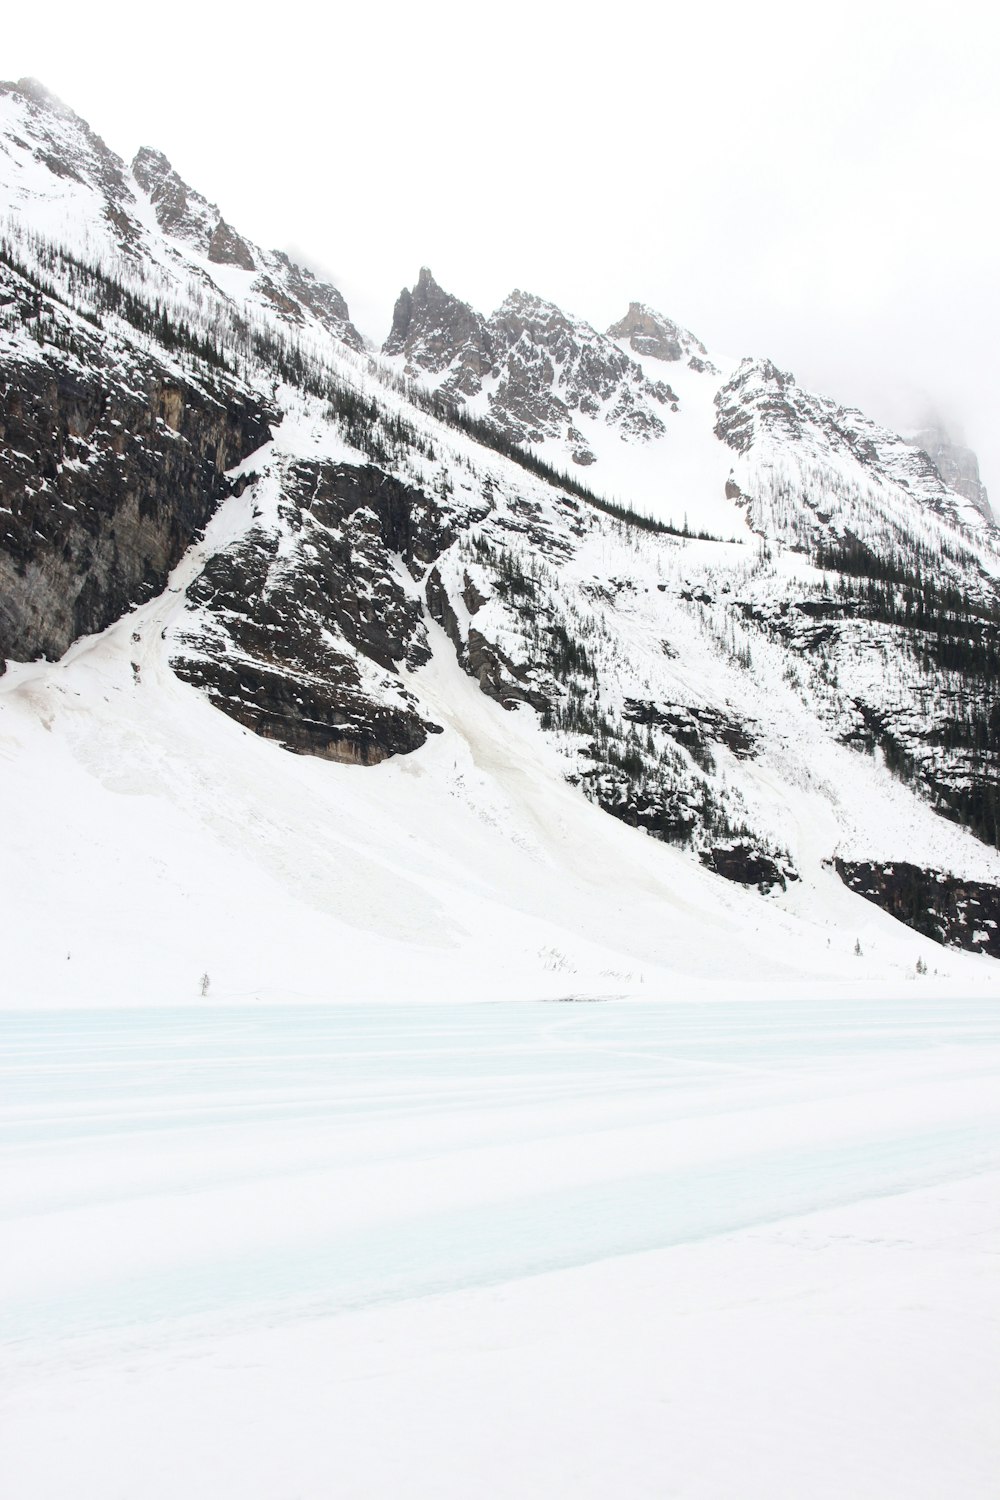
[171,463,453,764]
[907,426,993,525]
[0,272,272,665]
[607,302,716,372]
[581,765,701,843]
[700,842,796,893]
[622,698,756,760]
[263,253,360,348]
[835,859,1000,958]
[485,290,678,457]
[383,268,492,398]
[714,358,992,542]
[425,564,548,712]
[132,147,257,270]
[0,78,145,247]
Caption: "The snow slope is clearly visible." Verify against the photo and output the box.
[3,397,1000,1007]
[2,377,1000,1002]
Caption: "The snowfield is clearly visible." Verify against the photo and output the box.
[2,999,1000,1498]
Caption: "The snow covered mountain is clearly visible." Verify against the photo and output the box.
[2,75,1000,1004]
[383,269,679,464]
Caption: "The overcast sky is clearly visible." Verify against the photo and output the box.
[7,0,999,497]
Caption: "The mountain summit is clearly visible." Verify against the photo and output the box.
[606,301,715,372]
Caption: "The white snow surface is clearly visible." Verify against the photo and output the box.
[2,1000,1000,1498]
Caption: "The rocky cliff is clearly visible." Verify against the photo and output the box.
[906,424,992,525]
[0,259,271,665]
[171,460,472,764]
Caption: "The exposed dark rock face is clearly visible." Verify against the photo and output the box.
[700,842,796,893]
[623,697,756,759]
[0,275,272,665]
[132,147,257,270]
[461,570,489,615]
[607,302,716,373]
[835,858,1000,958]
[425,565,548,712]
[383,268,492,398]
[172,463,452,764]
[580,759,794,889]
[581,766,700,843]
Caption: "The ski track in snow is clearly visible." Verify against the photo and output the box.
[2,1000,1000,1498]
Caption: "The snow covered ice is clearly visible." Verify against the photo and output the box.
[2,998,1000,1498]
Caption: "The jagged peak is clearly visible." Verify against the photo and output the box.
[490,289,604,350]
[495,287,564,318]
[608,301,711,366]
[0,77,143,245]
[132,144,210,211]
[5,76,79,121]
[730,355,792,388]
[397,266,472,307]
[130,143,256,272]
[1,76,124,169]
[131,145,175,179]
[383,268,485,369]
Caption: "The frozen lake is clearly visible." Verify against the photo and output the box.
[3,997,1000,1497]
[5,998,1000,1343]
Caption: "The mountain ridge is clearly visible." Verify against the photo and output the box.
[2,75,1000,995]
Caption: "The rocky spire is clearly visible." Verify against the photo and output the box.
[383,268,492,396]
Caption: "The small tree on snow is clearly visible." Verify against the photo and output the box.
[200,973,210,997]
[854,939,863,957]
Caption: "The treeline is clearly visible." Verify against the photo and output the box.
[814,530,985,601]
